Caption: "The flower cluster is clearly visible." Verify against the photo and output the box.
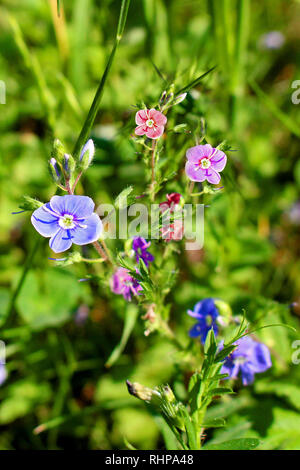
[187,298,272,385]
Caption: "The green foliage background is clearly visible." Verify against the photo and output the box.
[0,0,300,450]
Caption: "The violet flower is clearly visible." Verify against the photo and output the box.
[31,195,102,253]
[185,144,227,185]
[188,298,219,343]
[110,267,142,301]
[221,336,272,386]
[132,237,154,267]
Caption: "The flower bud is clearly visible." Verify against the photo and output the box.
[63,153,76,178]
[52,139,66,162]
[173,93,187,106]
[49,157,61,182]
[79,139,95,170]
[18,195,44,211]
[49,251,83,266]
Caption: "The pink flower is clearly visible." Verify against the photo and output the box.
[185,144,227,185]
[135,108,167,139]
[159,193,182,213]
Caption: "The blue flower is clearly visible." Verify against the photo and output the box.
[187,298,219,343]
[31,195,102,253]
[221,336,272,386]
[132,237,154,267]
[0,364,7,387]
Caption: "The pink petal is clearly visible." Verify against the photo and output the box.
[135,125,147,136]
[149,109,167,126]
[186,144,214,163]
[173,220,184,240]
[206,168,221,184]
[146,125,164,139]
[159,202,170,213]
[210,150,227,172]
[135,109,148,125]
[185,161,206,182]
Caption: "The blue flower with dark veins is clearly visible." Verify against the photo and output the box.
[187,298,219,343]
[221,336,272,386]
[31,195,102,253]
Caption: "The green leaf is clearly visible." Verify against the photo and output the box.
[188,373,201,415]
[176,66,217,95]
[16,269,89,330]
[201,418,226,429]
[203,437,260,450]
[214,345,236,363]
[206,387,234,399]
[105,304,139,367]
[204,328,217,358]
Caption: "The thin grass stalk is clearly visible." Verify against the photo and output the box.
[72,0,131,158]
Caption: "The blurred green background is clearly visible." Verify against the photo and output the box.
[0,0,300,450]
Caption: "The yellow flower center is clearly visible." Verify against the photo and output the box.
[59,214,75,229]
[199,157,211,169]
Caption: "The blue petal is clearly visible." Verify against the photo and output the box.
[49,228,73,253]
[31,204,59,237]
[71,213,102,245]
[221,361,240,380]
[50,195,95,219]
[252,343,272,373]
[240,363,255,386]
[189,323,203,338]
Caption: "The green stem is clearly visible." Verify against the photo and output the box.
[72,0,131,158]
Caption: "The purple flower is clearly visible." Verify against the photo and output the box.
[132,237,154,267]
[187,298,219,343]
[185,144,227,185]
[31,195,102,253]
[221,336,272,386]
[0,364,7,386]
[110,267,142,301]
[260,31,285,50]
